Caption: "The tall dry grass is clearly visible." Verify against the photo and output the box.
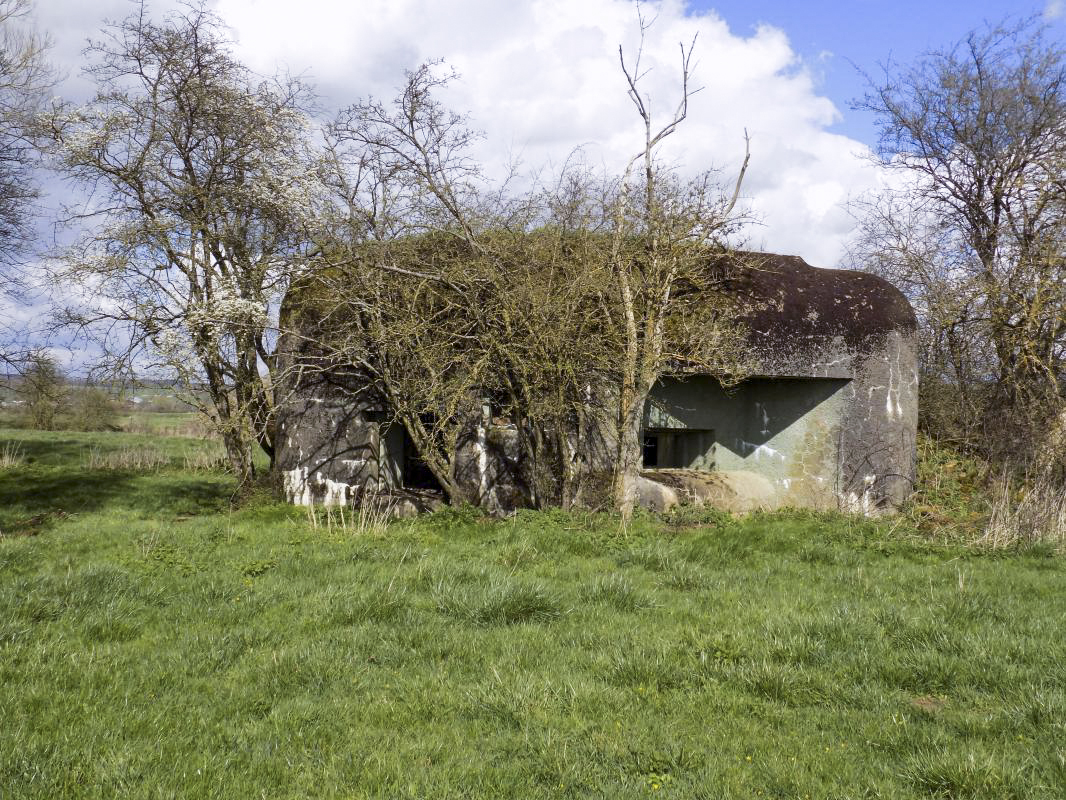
[84,446,172,471]
[980,471,1066,551]
[83,444,229,473]
[122,417,215,439]
[305,497,395,536]
[0,440,23,469]
[182,447,230,472]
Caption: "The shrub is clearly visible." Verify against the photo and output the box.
[64,387,120,431]
[17,354,66,430]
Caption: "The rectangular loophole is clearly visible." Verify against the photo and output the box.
[642,429,714,470]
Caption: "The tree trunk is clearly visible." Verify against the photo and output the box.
[221,425,255,486]
[396,409,470,505]
[612,393,647,518]
[557,420,578,511]
[234,328,276,465]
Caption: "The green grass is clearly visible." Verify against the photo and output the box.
[117,410,212,437]
[900,435,994,539]
[1,430,1064,798]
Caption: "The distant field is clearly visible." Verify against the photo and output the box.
[118,410,215,438]
[0,405,216,437]
[0,429,1063,798]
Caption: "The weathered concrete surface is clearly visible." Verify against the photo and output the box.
[276,397,396,506]
[836,329,919,512]
[635,474,680,512]
[645,469,778,513]
[646,376,847,509]
[639,253,919,514]
[734,253,919,512]
[271,335,406,506]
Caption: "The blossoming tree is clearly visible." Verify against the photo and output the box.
[42,1,322,480]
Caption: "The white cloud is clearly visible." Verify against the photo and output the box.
[36,0,881,268]
[1045,0,1064,19]
[11,0,892,371]
[212,0,879,266]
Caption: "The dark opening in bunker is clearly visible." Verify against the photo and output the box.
[401,427,443,492]
[641,428,715,470]
[642,434,659,467]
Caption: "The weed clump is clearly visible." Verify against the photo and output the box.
[0,441,23,469]
[434,578,564,625]
[981,472,1066,551]
[581,574,655,612]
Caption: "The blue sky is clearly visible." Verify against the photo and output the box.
[687,0,1065,144]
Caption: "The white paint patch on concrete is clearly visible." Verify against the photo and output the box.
[884,339,906,420]
[841,474,879,515]
[282,467,352,507]
[320,477,350,507]
[756,402,770,435]
[283,467,313,506]
[741,441,787,462]
[477,420,489,502]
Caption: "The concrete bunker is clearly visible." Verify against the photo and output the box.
[275,252,918,515]
[640,376,851,510]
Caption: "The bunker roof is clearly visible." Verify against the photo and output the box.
[710,252,917,379]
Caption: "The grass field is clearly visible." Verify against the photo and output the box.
[117,410,214,438]
[1,428,1064,798]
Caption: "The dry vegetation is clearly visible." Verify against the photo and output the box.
[981,472,1066,551]
[0,438,21,468]
[853,19,1065,478]
[901,435,1065,553]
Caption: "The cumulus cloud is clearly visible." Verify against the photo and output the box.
[37,0,880,267]
[215,0,880,265]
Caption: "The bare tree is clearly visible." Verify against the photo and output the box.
[17,349,64,430]
[606,22,751,516]
[40,1,322,481]
[300,64,591,506]
[852,17,1066,469]
[314,64,498,503]
[0,0,52,369]
[0,0,49,273]
[313,25,753,514]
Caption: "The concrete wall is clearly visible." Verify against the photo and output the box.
[275,250,919,514]
[645,376,849,508]
[275,395,399,506]
[836,329,919,512]
[275,337,917,515]
[642,328,919,513]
